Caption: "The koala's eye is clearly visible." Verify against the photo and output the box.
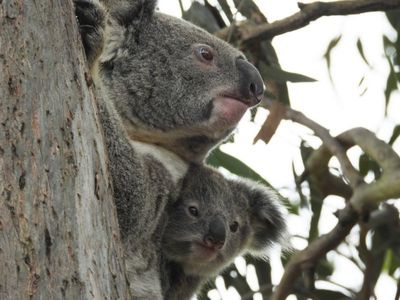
[229,221,239,233]
[188,206,199,217]
[200,47,213,61]
[194,45,215,64]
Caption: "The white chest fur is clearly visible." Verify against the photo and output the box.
[130,140,189,184]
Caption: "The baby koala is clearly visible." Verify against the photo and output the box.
[161,164,287,300]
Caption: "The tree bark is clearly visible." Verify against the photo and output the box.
[0,1,129,299]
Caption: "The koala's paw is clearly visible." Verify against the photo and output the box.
[74,0,106,66]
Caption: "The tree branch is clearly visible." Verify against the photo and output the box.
[304,145,353,199]
[271,204,359,300]
[279,106,400,212]
[271,126,400,299]
[337,128,400,212]
[282,105,363,189]
[242,0,400,43]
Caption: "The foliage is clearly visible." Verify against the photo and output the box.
[180,1,400,299]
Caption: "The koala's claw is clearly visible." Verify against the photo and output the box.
[75,0,105,27]
[74,0,106,65]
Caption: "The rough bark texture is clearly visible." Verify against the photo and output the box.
[0,1,129,299]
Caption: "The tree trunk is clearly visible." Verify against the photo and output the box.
[0,1,129,299]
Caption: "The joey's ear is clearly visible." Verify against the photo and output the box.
[111,0,157,26]
[238,180,287,252]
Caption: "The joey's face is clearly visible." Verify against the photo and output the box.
[162,165,251,276]
[100,13,264,162]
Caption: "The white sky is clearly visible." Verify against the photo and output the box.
[158,1,400,299]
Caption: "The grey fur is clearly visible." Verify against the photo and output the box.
[161,164,287,300]
[74,1,275,299]
[79,0,264,162]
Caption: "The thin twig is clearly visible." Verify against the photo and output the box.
[226,0,246,43]
[178,0,185,16]
[356,225,374,300]
[242,0,400,43]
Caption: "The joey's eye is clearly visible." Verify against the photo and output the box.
[188,206,199,217]
[195,45,215,64]
[230,221,239,233]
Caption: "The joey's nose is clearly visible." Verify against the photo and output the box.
[236,58,264,106]
[204,217,226,249]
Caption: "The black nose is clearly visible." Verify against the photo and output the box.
[204,217,226,249]
[236,58,264,106]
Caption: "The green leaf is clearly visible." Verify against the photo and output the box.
[207,147,298,214]
[383,34,395,49]
[312,289,352,300]
[292,161,309,209]
[316,258,334,278]
[389,125,400,145]
[356,38,371,67]
[300,141,314,163]
[383,249,400,276]
[386,9,400,33]
[384,56,399,114]
[358,75,365,87]
[217,0,233,22]
[259,63,316,83]
[207,147,269,184]
[358,153,381,179]
[249,106,257,122]
[323,35,342,73]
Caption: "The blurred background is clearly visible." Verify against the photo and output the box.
[158,1,400,299]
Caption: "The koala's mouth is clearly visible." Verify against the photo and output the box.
[211,95,250,128]
[193,242,220,261]
[219,93,258,108]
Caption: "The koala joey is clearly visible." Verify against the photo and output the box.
[161,164,287,300]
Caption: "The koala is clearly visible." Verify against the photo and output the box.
[76,0,264,162]
[161,164,287,300]
[74,0,267,299]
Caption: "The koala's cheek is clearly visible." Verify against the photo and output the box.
[210,97,248,128]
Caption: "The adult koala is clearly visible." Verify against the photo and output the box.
[79,0,264,162]
[75,0,265,299]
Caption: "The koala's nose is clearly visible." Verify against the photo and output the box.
[204,217,226,249]
[236,58,264,106]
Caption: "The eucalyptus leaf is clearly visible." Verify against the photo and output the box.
[259,63,316,83]
[312,288,352,300]
[389,125,400,145]
[383,249,400,276]
[207,147,298,214]
[384,56,399,114]
[292,161,309,209]
[356,38,371,67]
[359,153,381,179]
[324,35,342,72]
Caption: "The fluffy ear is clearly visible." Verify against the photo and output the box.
[237,180,287,252]
[111,0,157,26]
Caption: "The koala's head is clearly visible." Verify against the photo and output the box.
[100,0,264,162]
[162,165,286,277]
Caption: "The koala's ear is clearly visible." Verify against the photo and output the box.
[111,0,157,26]
[237,180,287,252]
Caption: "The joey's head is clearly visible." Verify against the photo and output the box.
[100,0,264,162]
[162,165,287,277]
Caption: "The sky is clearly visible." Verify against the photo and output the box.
[158,1,400,299]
